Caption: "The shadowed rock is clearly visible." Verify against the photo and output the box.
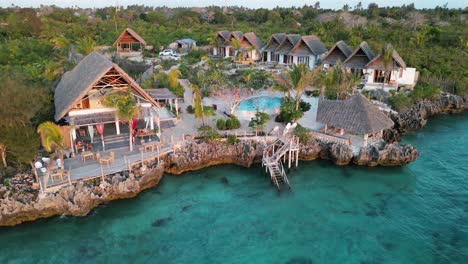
[285,257,313,264]
[220,177,229,185]
[181,205,192,212]
[152,217,172,227]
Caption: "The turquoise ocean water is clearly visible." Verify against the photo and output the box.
[0,112,467,264]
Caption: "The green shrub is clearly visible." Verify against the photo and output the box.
[178,62,190,78]
[186,105,194,114]
[216,118,226,130]
[203,105,215,116]
[198,125,220,142]
[311,90,320,97]
[275,98,308,123]
[155,72,169,88]
[225,117,233,130]
[3,178,10,187]
[227,116,241,129]
[294,124,312,143]
[389,93,413,112]
[411,82,441,101]
[227,134,238,145]
[159,59,177,71]
[169,84,184,97]
[249,111,270,133]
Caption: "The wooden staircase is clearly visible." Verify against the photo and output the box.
[262,136,299,191]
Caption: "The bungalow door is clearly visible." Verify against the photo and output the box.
[374,70,391,84]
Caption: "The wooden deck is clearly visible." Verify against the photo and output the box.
[40,144,174,190]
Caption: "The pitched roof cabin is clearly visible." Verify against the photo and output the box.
[212,31,244,57]
[343,41,375,69]
[113,28,147,55]
[275,34,301,55]
[54,52,164,151]
[317,93,394,144]
[365,49,406,70]
[288,35,327,68]
[322,40,353,67]
[262,33,286,63]
[234,32,264,62]
[274,34,301,64]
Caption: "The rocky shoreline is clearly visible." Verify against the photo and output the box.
[0,137,417,226]
[1,92,465,227]
[391,92,468,133]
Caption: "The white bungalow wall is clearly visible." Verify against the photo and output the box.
[364,67,418,89]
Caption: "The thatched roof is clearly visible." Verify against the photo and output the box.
[229,31,244,40]
[216,31,230,40]
[289,35,327,56]
[241,32,264,50]
[322,40,352,65]
[365,49,406,69]
[317,93,394,135]
[113,28,147,46]
[263,33,286,52]
[275,34,301,55]
[54,52,159,121]
[344,41,375,68]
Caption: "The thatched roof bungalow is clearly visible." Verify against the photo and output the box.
[113,28,147,56]
[317,93,393,144]
[54,52,164,153]
[289,35,328,69]
[322,40,353,67]
[262,33,286,62]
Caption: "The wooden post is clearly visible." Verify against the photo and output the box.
[69,129,75,157]
[100,163,105,182]
[157,145,160,164]
[141,147,144,167]
[288,148,292,169]
[67,166,72,185]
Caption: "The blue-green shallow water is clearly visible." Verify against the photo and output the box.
[1,112,467,264]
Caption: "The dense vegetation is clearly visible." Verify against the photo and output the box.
[0,3,466,169]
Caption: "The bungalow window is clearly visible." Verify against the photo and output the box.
[351,68,364,76]
[374,70,391,83]
[298,56,309,65]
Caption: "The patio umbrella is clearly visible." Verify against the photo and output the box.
[88,125,94,143]
[96,123,105,151]
[131,119,137,145]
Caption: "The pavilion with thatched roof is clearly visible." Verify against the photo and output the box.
[316,93,394,145]
[54,52,164,153]
[113,28,147,56]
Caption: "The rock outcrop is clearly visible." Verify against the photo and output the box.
[0,164,164,226]
[353,140,419,166]
[0,137,419,226]
[391,92,468,133]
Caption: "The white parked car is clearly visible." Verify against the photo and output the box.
[159,49,176,56]
[169,54,181,61]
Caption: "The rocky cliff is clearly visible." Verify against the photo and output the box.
[0,164,164,226]
[0,137,418,226]
[391,92,468,133]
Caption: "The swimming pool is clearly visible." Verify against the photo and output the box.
[237,96,282,111]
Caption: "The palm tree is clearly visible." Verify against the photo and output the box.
[76,36,96,55]
[102,92,140,152]
[288,64,310,110]
[189,84,205,125]
[230,38,241,60]
[37,121,65,165]
[0,144,6,168]
[207,37,220,57]
[381,44,395,90]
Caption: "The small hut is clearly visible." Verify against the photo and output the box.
[113,28,147,56]
[316,93,394,145]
